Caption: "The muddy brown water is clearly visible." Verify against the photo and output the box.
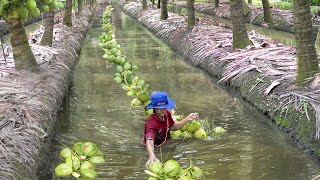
[50,3,320,180]
[167,4,296,46]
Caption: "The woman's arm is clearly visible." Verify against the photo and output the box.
[171,113,199,130]
[145,139,159,167]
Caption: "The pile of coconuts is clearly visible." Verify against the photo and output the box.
[145,159,205,180]
[99,5,152,109]
[54,142,105,179]
[0,0,56,21]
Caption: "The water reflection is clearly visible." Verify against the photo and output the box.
[51,3,320,180]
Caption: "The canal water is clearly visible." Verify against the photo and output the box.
[51,2,320,180]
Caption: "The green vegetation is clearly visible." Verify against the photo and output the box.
[250,0,319,13]
[274,115,289,128]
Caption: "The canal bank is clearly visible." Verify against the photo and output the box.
[113,0,320,162]
[169,1,319,35]
[0,7,94,179]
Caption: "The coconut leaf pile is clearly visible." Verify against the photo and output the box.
[54,142,105,178]
[0,7,92,178]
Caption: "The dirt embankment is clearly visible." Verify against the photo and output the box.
[0,7,94,179]
[171,1,319,36]
[114,0,320,161]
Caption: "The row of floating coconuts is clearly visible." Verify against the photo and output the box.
[99,5,226,179]
[0,0,57,21]
[54,142,105,178]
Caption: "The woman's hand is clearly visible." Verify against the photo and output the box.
[145,156,160,168]
[185,113,199,122]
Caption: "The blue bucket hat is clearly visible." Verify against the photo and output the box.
[147,92,176,110]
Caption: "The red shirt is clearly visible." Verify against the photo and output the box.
[143,110,175,146]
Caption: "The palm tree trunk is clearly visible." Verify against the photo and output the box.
[77,0,83,16]
[293,0,319,85]
[64,0,73,27]
[262,0,273,24]
[187,0,195,30]
[157,0,161,9]
[40,11,54,46]
[214,0,219,7]
[160,0,168,20]
[143,0,147,10]
[9,19,37,71]
[230,0,251,49]
[242,0,252,17]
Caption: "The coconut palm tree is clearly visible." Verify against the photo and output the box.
[215,0,219,7]
[160,0,168,20]
[8,19,37,70]
[64,0,73,27]
[230,0,251,49]
[77,0,83,15]
[40,10,54,46]
[262,0,273,24]
[143,0,147,10]
[187,0,195,30]
[293,0,319,84]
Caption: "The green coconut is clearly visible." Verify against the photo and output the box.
[114,76,122,84]
[82,142,98,158]
[137,79,145,87]
[42,0,52,5]
[80,161,94,172]
[89,156,105,164]
[6,9,19,20]
[72,142,84,156]
[25,0,37,11]
[132,65,139,70]
[66,156,81,170]
[137,91,150,102]
[42,5,49,13]
[186,121,201,133]
[123,62,131,70]
[193,128,207,139]
[213,126,226,134]
[180,124,188,132]
[145,109,153,117]
[163,160,180,178]
[171,130,182,139]
[54,163,73,177]
[131,98,142,106]
[126,90,135,97]
[81,169,97,179]
[59,148,73,160]
[181,131,193,138]
[148,177,158,180]
[17,7,29,19]
[149,161,163,174]
[1,0,9,8]
[116,65,123,72]
[48,0,56,10]
[179,176,192,180]
[29,8,40,18]
[96,150,104,158]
